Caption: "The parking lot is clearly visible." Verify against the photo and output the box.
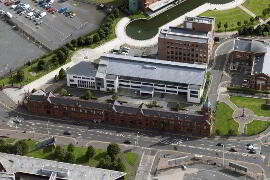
[0,19,46,77]
[0,0,105,50]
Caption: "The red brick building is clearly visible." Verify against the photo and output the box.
[158,16,215,65]
[26,90,213,136]
[229,38,270,90]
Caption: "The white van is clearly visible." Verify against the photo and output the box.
[40,11,46,18]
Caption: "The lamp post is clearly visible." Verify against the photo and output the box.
[222,144,225,167]
[47,120,50,136]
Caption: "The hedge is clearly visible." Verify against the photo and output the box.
[227,86,270,95]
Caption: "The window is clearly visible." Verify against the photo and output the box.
[190,94,198,98]
[190,90,198,94]
[73,76,77,78]
[70,79,74,82]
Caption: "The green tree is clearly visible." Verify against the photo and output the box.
[54,146,65,161]
[58,68,66,80]
[0,139,7,152]
[57,50,67,65]
[216,129,221,135]
[14,140,29,155]
[217,22,221,30]
[61,46,69,56]
[37,60,45,71]
[224,22,228,32]
[93,34,100,42]
[85,145,96,160]
[237,21,241,27]
[250,17,254,24]
[67,143,74,153]
[77,37,85,47]
[85,36,93,46]
[115,158,125,172]
[244,20,248,25]
[107,143,120,160]
[71,39,77,47]
[113,8,120,18]
[64,152,76,163]
[15,70,24,82]
[111,94,119,101]
[60,88,68,96]
[255,16,260,21]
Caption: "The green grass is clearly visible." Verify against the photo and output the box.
[200,8,252,32]
[243,0,270,20]
[126,0,235,40]
[215,103,239,136]
[129,11,149,20]
[5,138,16,144]
[230,96,270,117]
[246,120,270,136]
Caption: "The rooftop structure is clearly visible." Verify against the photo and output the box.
[0,153,126,180]
[67,54,207,103]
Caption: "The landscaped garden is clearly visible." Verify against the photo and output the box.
[214,102,239,136]
[0,138,139,180]
[200,7,252,32]
[246,120,270,136]
[230,96,270,117]
[243,0,270,20]
[126,0,235,40]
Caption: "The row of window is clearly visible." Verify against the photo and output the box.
[167,51,207,57]
[73,76,94,81]
[167,56,207,62]
[53,105,103,115]
[78,80,95,89]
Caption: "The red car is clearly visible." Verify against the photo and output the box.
[48,7,56,14]
[4,1,14,5]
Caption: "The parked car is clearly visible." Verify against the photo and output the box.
[249,149,256,154]
[58,7,67,13]
[63,130,71,135]
[229,147,237,152]
[247,144,254,150]
[123,140,131,144]
[216,143,224,147]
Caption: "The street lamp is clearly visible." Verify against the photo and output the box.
[47,120,50,136]
[222,144,225,167]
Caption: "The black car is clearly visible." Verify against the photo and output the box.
[63,130,71,135]
[216,143,224,147]
[249,149,256,154]
[229,147,237,152]
[124,140,131,144]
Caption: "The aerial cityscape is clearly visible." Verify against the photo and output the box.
[0,0,270,179]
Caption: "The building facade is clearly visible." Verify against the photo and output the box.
[26,91,213,136]
[229,38,270,90]
[129,0,139,14]
[158,16,215,65]
[66,54,207,103]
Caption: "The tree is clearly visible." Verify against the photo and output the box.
[14,140,29,155]
[37,60,45,71]
[64,152,76,163]
[60,88,68,96]
[244,20,248,25]
[216,129,221,135]
[57,50,67,65]
[217,22,221,30]
[15,70,24,82]
[111,94,119,101]
[224,22,228,32]
[107,143,120,160]
[115,158,125,172]
[175,103,183,111]
[0,139,7,152]
[93,33,100,43]
[98,29,106,39]
[77,37,85,47]
[237,21,241,27]
[250,17,254,24]
[61,46,69,56]
[67,143,74,153]
[85,145,95,160]
[71,39,77,47]
[85,36,93,46]
[54,146,65,161]
[113,8,120,18]
[58,68,66,80]
[255,16,260,21]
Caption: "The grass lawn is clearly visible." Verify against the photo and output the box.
[214,103,239,136]
[230,96,270,117]
[26,144,139,180]
[246,120,270,136]
[200,8,252,32]
[243,0,270,20]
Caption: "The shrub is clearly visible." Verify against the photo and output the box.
[67,143,74,153]
[71,39,77,47]
[15,70,24,82]
[37,60,45,71]
[31,88,37,93]
[93,33,100,42]
[58,68,66,80]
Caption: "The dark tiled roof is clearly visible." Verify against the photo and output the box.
[29,93,204,122]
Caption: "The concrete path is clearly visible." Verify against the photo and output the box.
[255,17,270,29]
[239,5,264,23]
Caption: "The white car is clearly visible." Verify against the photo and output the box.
[247,144,254,150]
[10,5,17,9]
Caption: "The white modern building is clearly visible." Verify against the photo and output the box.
[67,54,207,103]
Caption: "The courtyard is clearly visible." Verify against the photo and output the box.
[52,86,202,112]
